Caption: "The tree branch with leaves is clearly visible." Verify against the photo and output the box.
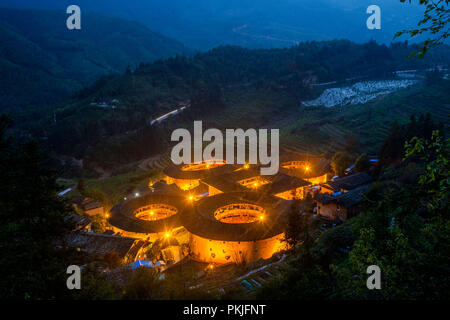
[395,0,450,57]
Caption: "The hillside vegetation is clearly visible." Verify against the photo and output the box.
[0,8,190,113]
[12,40,450,174]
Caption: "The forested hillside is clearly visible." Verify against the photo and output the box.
[0,8,190,113]
[19,40,449,174]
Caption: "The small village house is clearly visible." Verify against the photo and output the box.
[64,232,147,263]
[314,185,370,221]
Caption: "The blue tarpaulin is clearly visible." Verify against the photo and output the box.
[127,260,154,269]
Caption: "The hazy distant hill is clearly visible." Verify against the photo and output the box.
[0,8,190,112]
[1,0,427,50]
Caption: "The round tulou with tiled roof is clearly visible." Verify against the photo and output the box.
[108,193,189,234]
[108,153,333,263]
[182,192,291,263]
[163,159,236,180]
[182,192,291,242]
[278,152,331,183]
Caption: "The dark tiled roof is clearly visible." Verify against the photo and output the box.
[327,172,373,191]
[64,214,91,229]
[64,232,142,259]
[73,196,94,207]
[133,186,153,195]
[84,201,103,210]
[152,182,184,195]
[260,174,310,195]
[336,185,370,207]
[279,153,331,179]
[163,163,237,180]
[226,168,261,181]
[314,193,335,205]
[319,184,335,193]
[188,182,209,196]
[200,168,264,193]
[127,240,146,260]
[201,174,248,193]
[315,185,370,208]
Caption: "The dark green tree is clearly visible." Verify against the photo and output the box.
[0,115,117,300]
[0,115,72,299]
[121,268,163,300]
[284,202,302,250]
[69,263,116,300]
[77,178,86,195]
[354,153,371,172]
[284,201,320,257]
[331,152,353,176]
[335,131,450,299]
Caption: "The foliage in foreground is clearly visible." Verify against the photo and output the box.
[257,131,449,300]
[396,0,450,57]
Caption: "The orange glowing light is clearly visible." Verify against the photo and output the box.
[209,264,214,270]
[305,166,310,172]
[150,211,154,215]
[105,213,110,218]
[243,163,249,169]
[188,195,194,201]
[253,182,259,188]
[259,215,264,221]
[165,232,170,238]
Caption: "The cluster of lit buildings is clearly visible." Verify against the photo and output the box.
[107,152,356,264]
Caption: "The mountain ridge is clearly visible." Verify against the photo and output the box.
[0,7,191,112]
[0,0,427,50]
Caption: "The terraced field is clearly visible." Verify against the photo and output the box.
[282,80,450,154]
[139,153,172,172]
